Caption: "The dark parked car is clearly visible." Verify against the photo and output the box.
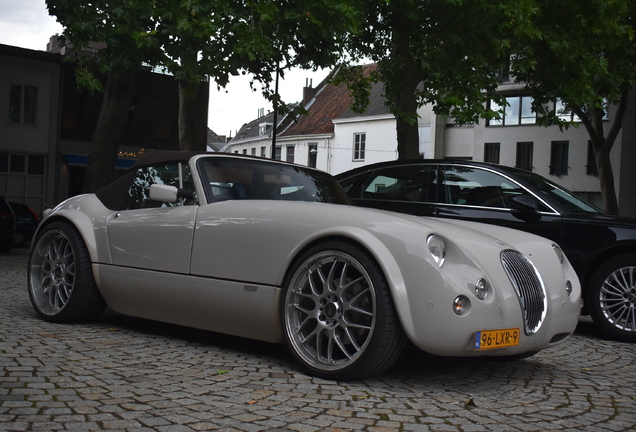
[336,159,636,342]
[9,202,40,248]
[0,196,15,252]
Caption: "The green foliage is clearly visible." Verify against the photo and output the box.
[511,0,636,214]
[47,0,359,101]
[338,0,540,125]
[513,0,636,127]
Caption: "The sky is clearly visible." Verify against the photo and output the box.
[0,0,331,137]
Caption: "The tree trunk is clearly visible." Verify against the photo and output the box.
[178,81,202,151]
[394,61,422,160]
[596,145,619,215]
[385,64,422,160]
[573,91,628,215]
[82,68,135,193]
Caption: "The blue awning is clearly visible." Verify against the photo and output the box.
[63,154,136,169]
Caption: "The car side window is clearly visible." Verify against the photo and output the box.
[360,166,437,203]
[123,163,198,210]
[441,166,520,209]
[198,158,349,204]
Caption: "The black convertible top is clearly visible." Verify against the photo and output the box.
[130,150,208,168]
[95,150,208,210]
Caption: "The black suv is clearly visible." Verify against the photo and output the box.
[0,197,15,252]
[337,159,636,342]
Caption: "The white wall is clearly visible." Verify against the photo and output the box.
[444,110,623,196]
[0,57,59,155]
[330,116,397,175]
[0,52,61,214]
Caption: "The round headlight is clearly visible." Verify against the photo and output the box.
[427,234,446,267]
[475,278,490,300]
[552,244,564,265]
[453,295,470,315]
[565,280,572,297]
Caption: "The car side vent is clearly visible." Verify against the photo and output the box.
[501,250,548,335]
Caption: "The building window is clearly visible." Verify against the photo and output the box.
[308,144,317,168]
[259,122,272,135]
[251,148,256,156]
[496,58,510,82]
[286,146,295,163]
[515,142,533,172]
[260,147,266,158]
[488,95,536,126]
[274,146,281,161]
[555,98,609,122]
[555,99,580,122]
[484,143,500,164]
[9,85,38,124]
[0,152,46,213]
[586,141,598,176]
[550,141,569,176]
[353,133,366,161]
[242,149,247,155]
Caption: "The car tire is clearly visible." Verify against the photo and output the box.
[28,221,106,323]
[587,253,636,342]
[282,240,406,380]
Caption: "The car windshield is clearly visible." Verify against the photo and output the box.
[513,169,605,215]
[197,157,351,205]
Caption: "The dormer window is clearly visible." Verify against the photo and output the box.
[259,122,273,135]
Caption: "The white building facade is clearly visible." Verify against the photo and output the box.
[224,70,636,217]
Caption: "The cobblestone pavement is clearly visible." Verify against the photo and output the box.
[1,248,635,432]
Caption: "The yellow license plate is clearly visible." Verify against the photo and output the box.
[474,328,520,350]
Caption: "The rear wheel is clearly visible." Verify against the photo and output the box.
[282,241,406,380]
[28,221,106,323]
[587,254,636,342]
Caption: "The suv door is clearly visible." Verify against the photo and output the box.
[435,164,563,243]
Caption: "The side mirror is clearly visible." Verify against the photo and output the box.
[149,184,178,202]
[507,194,541,222]
[149,184,195,204]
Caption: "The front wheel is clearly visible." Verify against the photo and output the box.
[28,221,106,323]
[282,241,406,380]
[587,254,636,342]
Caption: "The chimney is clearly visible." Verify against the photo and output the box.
[303,78,317,106]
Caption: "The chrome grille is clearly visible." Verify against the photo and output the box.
[501,250,547,335]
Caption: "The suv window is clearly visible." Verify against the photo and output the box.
[440,165,550,211]
[360,165,437,203]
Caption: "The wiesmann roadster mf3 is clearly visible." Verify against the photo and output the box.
[28,152,581,380]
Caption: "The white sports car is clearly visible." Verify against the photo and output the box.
[28,152,581,380]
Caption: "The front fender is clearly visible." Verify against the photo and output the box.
[290,225,418,338]
[34,195,112,265]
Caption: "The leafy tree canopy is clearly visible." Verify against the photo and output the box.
[512,0,636,214]
[48,0,359,99]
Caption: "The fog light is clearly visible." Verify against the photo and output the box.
[565,280,572,297]
[475,278,489,300]
[453,296,470,315]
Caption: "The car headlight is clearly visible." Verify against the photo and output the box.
[475,278,490,300]
[552,243,564,265]
[565,280,573,297]
[427,234,445,267]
